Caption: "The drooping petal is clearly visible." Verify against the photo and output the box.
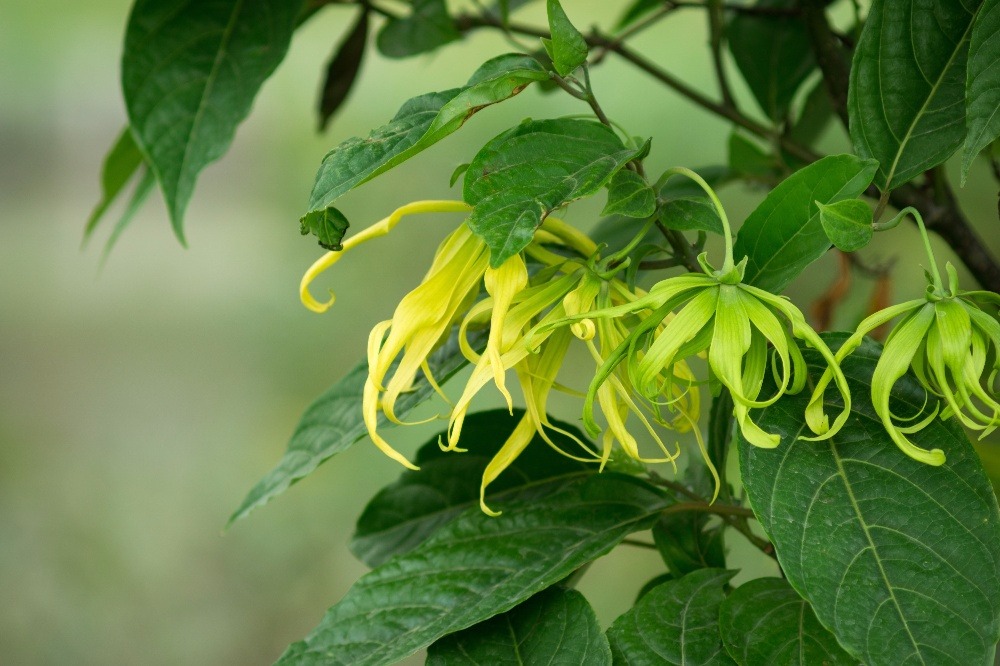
[483,254,529,412]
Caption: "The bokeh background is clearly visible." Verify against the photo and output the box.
[3,1,999,664]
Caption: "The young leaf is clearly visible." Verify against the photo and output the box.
[727,0,816,122]
[848,0,983,191]
[606,568,737,665]
[318,10,369,131]
[276,475,671,666]
[651,512,725,577]
[376,0,460,59]
[963,0,1000,182]
[426,587,612,665]
[121,0,300,242]
[299,206,350,251]
[733,154,878,292]
[543,0,588,76]
[816,199,873,252]
[228,331,485,525]
[86,127,146,239]
[602,169,656,218]
[351,408,592,567]
[305,53,548,222]
[739,335,1000,666]
[464,119,640,267]
[719,578,856,666]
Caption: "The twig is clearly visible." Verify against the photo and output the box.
[706,0,736,109]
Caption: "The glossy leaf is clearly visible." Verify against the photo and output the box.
[86,127,145,239]
[739,336,1000,666]
[963,0,1000,181]
[426,587,612,665]
[464,119,639,267]
[318,10,368,131]
[727,0,816,122]
[277,475,671,666]
[607,568,737,665]
[659,197,724,235]
[719,577,856,666]
[651,512,725,577]
[376,0,459,59]
[733,154,878,292]
[351,408,592,567]
[816,199,873,252]
[848,0,982,190]
[602,169,656,218]
[229,331,484,525]
[122,0,300,242]
[305,53,548,227]
[543,0,588,76]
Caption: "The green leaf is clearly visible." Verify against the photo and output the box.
[86,127,146,239]
[848,0,982,190]
[122,0,300,242]
[616,0,662,30]
[426,587,612,665]
[659,197,724,235]
[602,169,656,218]
[789,81,836,148]
[739,335,1000,666]
[727,0,816,122]
[228,330,484,525]
[733,154,878,293]
[543,0,588,76]
[100,167,156,261]
[727,132,779,181]
[376,0,459,59]
[816,199,873,252]
[351,408,592,567]
[464,119,640,267]
[305,53,548,224]
[299,206,350,252]
[963,0,1000,182]
[719,578,856,666]
[318,10,369,131]
[651,512,725,577]
[277,474,671,666]
[607,568,737,665]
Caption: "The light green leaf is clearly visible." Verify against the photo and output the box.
[543,0,588,76]
[739,335,1000,666]
[376,0,459,59]
[277,475,671,666]
[607,568,737,665]
[602,169,656,218]
[963,0,1000,182]
[100,167,156,261]
[719,578,856,666]
[659,196,724,235]
[305,53,548,228]
[727,0,816,122]
[426,587,612,665]
[464,119,640,267]
[616,0,662,30]
[122,0,300,242]
[351,408,592,567]
[299,206,350,252]
[733,154,878,292]
[228,331,484,525]
[86,127,145,239]
[848,0,982,190]
[816,199,873,252]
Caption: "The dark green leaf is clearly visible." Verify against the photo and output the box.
[426,587,612,665]
[376,0,460,59]
[652,512,725,577]
[602,169,656,218]
[789,81,835,148]
[739,335,1000,666]
[86,127,145,239]
[816,199,873,252]
[464,119,640,267]
[543,0,588,76]
[351,408,592,567]
[719,577,856,666]
[727,132,779,181]
[963,0,1000,181]
[727,0,816,122]
[305,54,548,222]
[733,154,878,292]
[636,573,675,602]
[659,197,724,235]
[848,0,982,190]
[299,206,350,251]
[229,331,484,525]
[318,10,368,131]
[277,474,671,666]
[122,0,300,242]
[607,568,737,665]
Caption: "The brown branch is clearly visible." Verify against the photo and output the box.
[798,0,851,127]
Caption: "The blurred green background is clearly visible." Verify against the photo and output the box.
[2,1,999,664]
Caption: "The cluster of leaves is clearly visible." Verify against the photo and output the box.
[90,0,1000,664]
